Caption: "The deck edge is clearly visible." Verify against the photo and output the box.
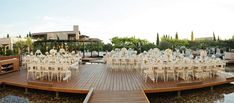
[2,81,89,94]
[144,79,234,93]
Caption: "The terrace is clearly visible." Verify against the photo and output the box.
[0,48,234,103]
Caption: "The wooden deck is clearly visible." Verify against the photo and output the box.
[89,90,148,103]
[0,64,233,103]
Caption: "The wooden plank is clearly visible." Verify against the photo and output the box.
[3,81,89,94]
[0,55,20,60]
[0,70,18,75]
[144,79,234,93]
[176,81,203,86]
[83,88,94,103]
[28,80,53,87]
[141,89,150,103]
[89,90,149,103]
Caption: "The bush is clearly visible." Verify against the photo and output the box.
[5,49,14,56]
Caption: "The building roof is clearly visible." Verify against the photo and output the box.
[32,31,78,35]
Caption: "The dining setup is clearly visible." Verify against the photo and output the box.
[22,49,81,82]
[104,48,226,83]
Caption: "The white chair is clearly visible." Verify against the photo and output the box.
[120,58,127,71]
[175,64,185,80]
[27,63,35,80]
[34,63,43,80]
[134,58,140,71]
[203,62,212,78]
[165,63,175,81]
[154,64,165,82]
[50,64,60,82]
[60,64,71,82]
[112,58,120,71]
[194,65,204,80]
[140,59,150,76]
[185,64,194,80]
[42,65,51,81]
[144,65,155,82]
[128,58,135,71]
[106,57,113,71]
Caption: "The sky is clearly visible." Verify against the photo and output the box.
[0,0,234,43]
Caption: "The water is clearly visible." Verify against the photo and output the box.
[0,86,85,103]
[147,65,234,103]
[147,84,234,103]
[0,95,29,103]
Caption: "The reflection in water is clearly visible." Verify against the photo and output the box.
[147,84,234,103]
[0,86,85,103]
[221,93,234,103]
[0,95,29,103]
[148,65,234,103]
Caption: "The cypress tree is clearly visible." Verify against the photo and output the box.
[156,33,159,45]
[213,32,216,41]
[191,31,194,41]
[29,32,32,37]
[7,34,9,38]
[175,32,179,40]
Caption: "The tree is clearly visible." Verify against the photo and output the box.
[191,31,194,41]
[213,32,216,41]
[28,32,32,37]
[217,36,220,41]
[141,43,157,51]
[7,34,9,38]
[14,40,26,54]
[25,37,33,53]
[156,33,160,45]
[111,36,151,52]
[103,43,113,52]
[175,32,179,40]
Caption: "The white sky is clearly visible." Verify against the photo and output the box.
[0,0,234,43]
